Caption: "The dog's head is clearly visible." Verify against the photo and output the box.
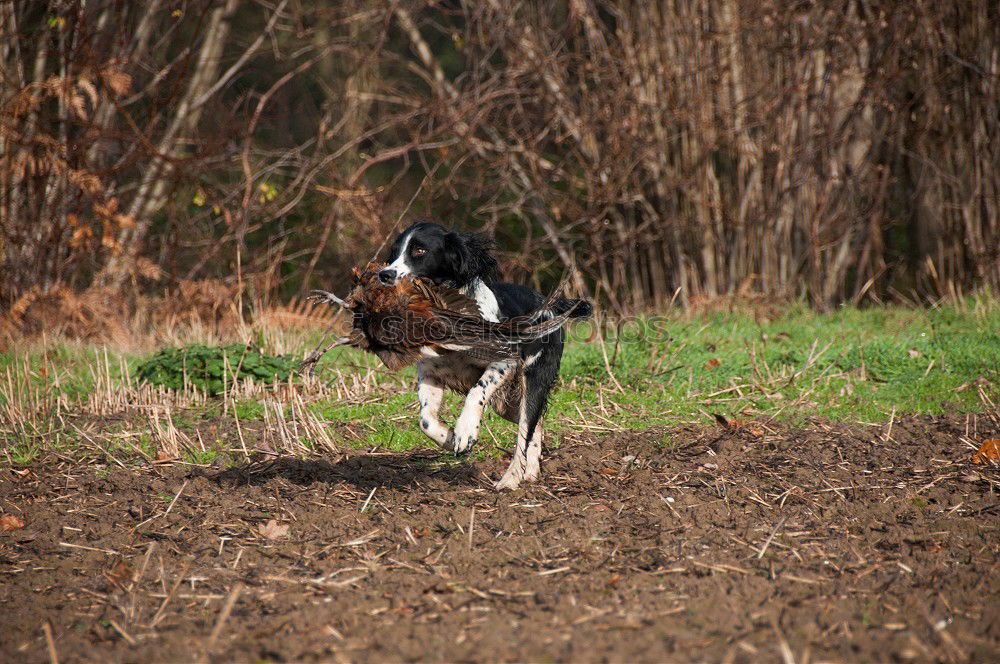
[379,221,499,288]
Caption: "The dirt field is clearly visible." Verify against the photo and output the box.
[2,415,998,663]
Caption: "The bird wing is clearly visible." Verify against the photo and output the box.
[411,279,483,317]
[310,266,584,370]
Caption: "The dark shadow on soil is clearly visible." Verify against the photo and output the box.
[208,450,480,491]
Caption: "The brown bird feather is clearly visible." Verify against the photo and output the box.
[305,262,580,372]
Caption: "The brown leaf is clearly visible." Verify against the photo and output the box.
[907,348,922,358]
[971,439,1000,464]
[728,418,766,436]
[104,561,133,589]
[69,93,88,121]
[101,69,132,96]
[705,358,721,370]
[11,468,35,481]
[600,467,619,476]
[606,573,622,588]
[0,514,26,532]
[713,412,769,436]
[257,519,290,540]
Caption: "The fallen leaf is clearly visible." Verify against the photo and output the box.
[908,348,922,358]
[731,419,766,436]
[716,414,765,435]
[257,519,289,540]
[600,467,619,476]
[0,514,26,532]
[971,439,1000,464]
[705,358,721,370]
[606,573,622,588]
[104,561,133,588]
[11,468,35,481]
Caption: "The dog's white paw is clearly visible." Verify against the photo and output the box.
[494,459,526,490]
[451,421,478,454]
[494,471,523,491]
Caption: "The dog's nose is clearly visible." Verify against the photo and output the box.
[377,268,397,285]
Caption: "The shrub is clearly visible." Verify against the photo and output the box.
[136,344,297,395]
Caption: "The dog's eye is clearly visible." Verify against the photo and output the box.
[412,247,426,257]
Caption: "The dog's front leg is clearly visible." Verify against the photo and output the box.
[416,364,453,448]
[451,359,516,454]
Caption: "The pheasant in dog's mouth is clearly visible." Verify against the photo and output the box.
[303,261,581,372]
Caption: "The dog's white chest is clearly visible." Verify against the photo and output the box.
[462,278,500,322]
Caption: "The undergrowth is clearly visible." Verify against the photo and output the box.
[136,344,297,395]
[2,297,998,464]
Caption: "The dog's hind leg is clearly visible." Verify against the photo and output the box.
[496,411,544,489]
[496,356,556,489]
[523,418,543,482]
[495,387,530,490]
[416,363,452,448]
[452,359,516,454]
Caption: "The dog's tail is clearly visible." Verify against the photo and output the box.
[552,298,593,319]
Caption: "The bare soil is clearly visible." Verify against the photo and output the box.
[2,415,999,663]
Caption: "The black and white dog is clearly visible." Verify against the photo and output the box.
[380,221,591,489]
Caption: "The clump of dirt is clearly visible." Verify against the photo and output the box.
[2,415,998,662]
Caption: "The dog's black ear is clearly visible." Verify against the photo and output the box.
[445,231,500,286]
[443,232,471,286]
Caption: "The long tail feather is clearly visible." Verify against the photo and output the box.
[298,335,352,376]
[308,290,347,308]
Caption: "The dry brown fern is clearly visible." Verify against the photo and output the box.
[253,296,342,331]
[0,283,132,348]
[154,279,244,335]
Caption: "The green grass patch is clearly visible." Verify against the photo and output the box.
[549,299,1000,426]
[2,298,998,461]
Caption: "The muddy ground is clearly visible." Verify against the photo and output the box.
[2,415,999,663]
